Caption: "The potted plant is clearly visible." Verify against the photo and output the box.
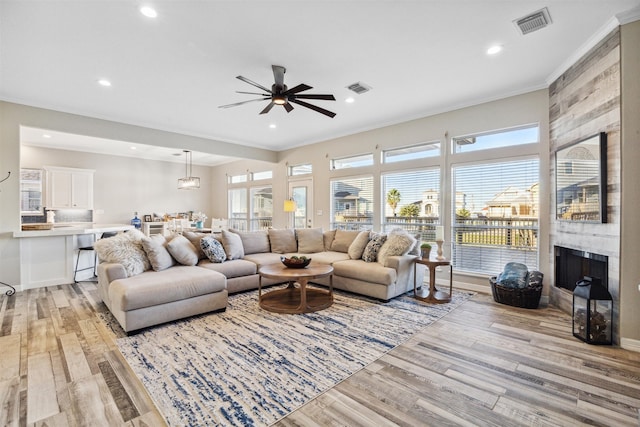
[420,242,432,259]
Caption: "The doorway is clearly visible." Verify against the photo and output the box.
[288,179,313,229]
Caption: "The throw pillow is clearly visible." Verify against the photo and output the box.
[348,231,370,259]
[362,233,387,263]
[296,228,324,253]
[167,234,199,266]
[94,229,151,277]
[183,231,211,260]
[377,228,417,266]
[221,229,245,260]
[231,229,270,254]
[268,229,297,254]
[323,229,336,251]
[498,262,530,289]
[330,229,361,253]
[201,236,227,263]
[141,234,175,271]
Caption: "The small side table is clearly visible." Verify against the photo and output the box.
[414,257,453,303]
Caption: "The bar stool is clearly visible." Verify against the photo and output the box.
[73,231,118,283]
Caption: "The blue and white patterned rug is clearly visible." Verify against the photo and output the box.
[107,287,473,426]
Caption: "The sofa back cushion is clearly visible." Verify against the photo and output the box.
[348,231,370,259]
[183,231,212,260]
[231,229,270,254]
[221,229,245,260]
[268,229,297,253]
[330,229,361,253]
[296,228,324,253]
[323,230,336,251]
[377,228,416,265]
[141,234,175,271]
[167,234,199,266]
[94,229,151,276]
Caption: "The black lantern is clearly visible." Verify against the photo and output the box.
[572,276,612,345]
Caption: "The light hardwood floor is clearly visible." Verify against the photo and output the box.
[1,282,639,426]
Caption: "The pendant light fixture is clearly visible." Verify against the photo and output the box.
[177,150,200,190]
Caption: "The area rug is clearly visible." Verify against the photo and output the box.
[105,287,472,426]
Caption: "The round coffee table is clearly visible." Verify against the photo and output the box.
[258,263,334,314]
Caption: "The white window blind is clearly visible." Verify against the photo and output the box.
[451,158,539,274]
[330,176,374,230]
[382,169,440,242]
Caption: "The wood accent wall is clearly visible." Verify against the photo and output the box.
[548,29,621,342]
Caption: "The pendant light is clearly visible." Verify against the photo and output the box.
[177,150,200,190]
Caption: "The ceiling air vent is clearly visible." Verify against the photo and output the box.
[514,7,552,35]
[346,82,372,95]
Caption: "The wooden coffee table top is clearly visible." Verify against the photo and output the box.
[259,263,333,280]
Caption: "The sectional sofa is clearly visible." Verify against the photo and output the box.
[96,227,425,333]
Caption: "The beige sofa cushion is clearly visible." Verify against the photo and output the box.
[348,231,370,259]
[268,229,297,253]
[296,228,324,253]
[332,259,397,286]
[198,259,257,278]
[109,266,226,311]
[242,252,284,269]
[232,229,270,254]
[304,251,350,265]
[221,230,245,260]
[330,230,361,253]
[183,231,213,260]
[377,228,417,265]
[323,230,336,250]
[167,234,199,266]
[141,234,175,271]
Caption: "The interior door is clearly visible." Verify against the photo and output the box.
[289,179,313,228]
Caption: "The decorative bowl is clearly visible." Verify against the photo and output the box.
[280,256,312,269]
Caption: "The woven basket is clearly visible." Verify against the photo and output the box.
[489,275,543,309]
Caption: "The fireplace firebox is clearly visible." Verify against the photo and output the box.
[555,246,608,292]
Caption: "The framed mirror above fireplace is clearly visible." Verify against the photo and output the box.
[555,132,607,222]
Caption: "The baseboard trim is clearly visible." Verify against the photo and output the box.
[620,337,640,353]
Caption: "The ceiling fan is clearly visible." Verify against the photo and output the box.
[219,65,336,118]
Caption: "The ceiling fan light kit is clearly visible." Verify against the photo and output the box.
[219,65,337,118]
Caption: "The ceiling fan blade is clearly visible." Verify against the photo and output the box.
[293,94,336,101]
[272,65,286,88]
[236,91,270,96]
[290,99,336,118]
[283,102,294,113]
[283,83,312,95]
[219,98,270,109]
[259,101,276,115]
[236,75,272,93]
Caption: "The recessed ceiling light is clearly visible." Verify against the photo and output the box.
[97,79,112,87]
[269,124,277,129]
[345,97,355,104]
[487,45,503,55]
[42,134,52,139]
[130,146,137,150]
[140,6,158,18]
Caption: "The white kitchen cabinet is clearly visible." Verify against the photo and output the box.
[44,166,94,209]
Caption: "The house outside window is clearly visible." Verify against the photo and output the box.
[330,176,374,230]
[250,186,273,230]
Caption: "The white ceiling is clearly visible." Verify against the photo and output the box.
[2,1,640,165]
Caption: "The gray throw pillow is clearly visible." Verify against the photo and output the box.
[183,231,211,260]
[296,228,325,253]
[348,231,370,259]
[141,234,175,271]
[221,229,245,260]
[201,236,227,263]
[268,229,297,253]
[167,234,199,266]
[362,233,387,263]
[231,229,270,254]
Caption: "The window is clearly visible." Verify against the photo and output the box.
[453,125,539,153]
[288,163,312,176]
[251,171,272,181]
[382,142,440,163]
[20,168,43,215]
[330,176,374,230]
[228,188,247,230]
[331,153,374,170]
[228,174,247,184]
[451,158,539,274]
[382,169,440,241]
[250,186,273,230]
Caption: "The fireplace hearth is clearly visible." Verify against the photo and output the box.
[555,246,608,292]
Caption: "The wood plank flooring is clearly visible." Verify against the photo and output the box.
[1,282,639,426]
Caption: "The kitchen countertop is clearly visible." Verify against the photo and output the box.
[13,223,135,238]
